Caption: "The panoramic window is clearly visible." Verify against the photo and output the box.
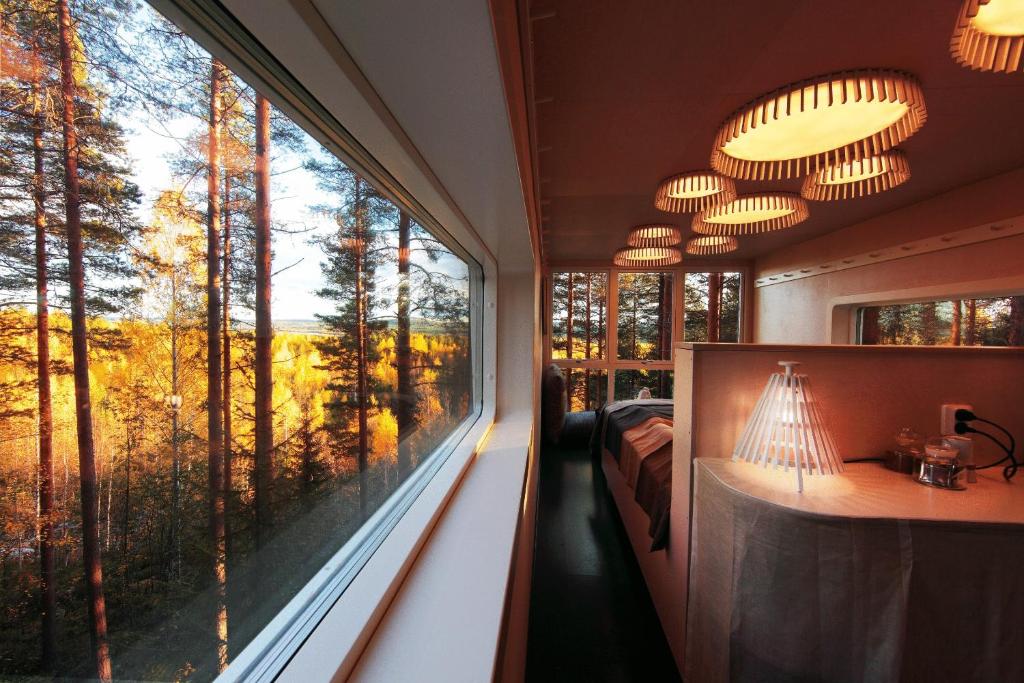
[684,272,742,342]
[859,296,1024,346]
[0,2,478,681]
[550,271,607,360]
[617,272,673,361]
[551,268,735,407]
[614,369,673,400]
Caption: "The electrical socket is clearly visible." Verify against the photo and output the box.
[941,403,972,436]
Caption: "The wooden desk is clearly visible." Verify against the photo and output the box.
[686,458,1024,683]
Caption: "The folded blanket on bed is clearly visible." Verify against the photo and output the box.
[591,400,674,461]
[619,418,673,488]
[635,444,672,551]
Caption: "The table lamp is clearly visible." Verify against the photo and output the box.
[733,361,843,492]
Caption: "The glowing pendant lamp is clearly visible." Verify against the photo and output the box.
[710,70,927,180]
[685,235,738,256]
[801,150,911,201]
[692,193,808,236]
[733,361,843,493]
[613,246,682,268]
[626,224,683,248]
[654,171,737,213]
[951,0,1024,72]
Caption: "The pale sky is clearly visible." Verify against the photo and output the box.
[123,111,338,322]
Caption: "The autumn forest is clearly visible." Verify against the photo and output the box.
[0,1,475,680]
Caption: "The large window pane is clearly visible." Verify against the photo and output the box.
[614,370,674,400]
[859,297,1024,346]
[564,368,608,412]
[0,2,477,680]
[617,272,673,360]
[684,272,742,342]
[551,271,607,359]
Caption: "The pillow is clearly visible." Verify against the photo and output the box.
[541,363,567,445]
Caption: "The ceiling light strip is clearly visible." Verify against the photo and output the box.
[753,215,1024,287]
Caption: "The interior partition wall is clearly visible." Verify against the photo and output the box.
[545,264,751,409]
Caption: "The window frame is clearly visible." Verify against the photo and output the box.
[143,1,492,680]
[546,263,750,403]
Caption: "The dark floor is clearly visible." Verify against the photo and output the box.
[525,425,682,682]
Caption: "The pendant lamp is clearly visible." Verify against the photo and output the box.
[654,171,736,213]
[692,194,808,236]
[801,150,911,201]
[710,70,926,180]
[951,0,1024,72]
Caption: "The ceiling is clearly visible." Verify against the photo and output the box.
[529,0,1024,263]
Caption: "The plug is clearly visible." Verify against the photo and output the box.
[941,403,972,436]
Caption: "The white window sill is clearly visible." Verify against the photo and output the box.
[275,412,533,682]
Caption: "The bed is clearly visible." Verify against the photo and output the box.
[591,398,687,674]
[591,399,674,550]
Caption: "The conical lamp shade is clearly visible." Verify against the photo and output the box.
[732,361,843,492]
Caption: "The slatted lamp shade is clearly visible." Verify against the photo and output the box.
[733,361,844,493]
[951,0,1024,73]
[626,224,683,248]
[710,70,927,180]
[692,193,809,236]
[612,246,683,268]
[654,171,737,213]
[685,235,739,256]
[801,150,911,201]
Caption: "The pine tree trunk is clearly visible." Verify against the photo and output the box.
[354,178,370,520]
[206,58,228,672]
[395,211,413,480]
[222,173,232,551]
[657,274,671,396]
[707,273,722,342]
[1009,296,1024,346]
[58,2,112,678]
[301,408,314,506]
[584,276,592,411]
[121,430,131,562]
[254,93,273,545]
[565,273,574,358]
[565,273,574,406]
[861,307,881,344]
[631,295,638,359]
[170,273,181,579]
[32,74,56,669]
[965,299,977,346]
[951,300,962,345]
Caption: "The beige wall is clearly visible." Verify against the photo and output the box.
[754,167,1024,344]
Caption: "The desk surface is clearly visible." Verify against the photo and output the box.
[695,458,1024,525]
